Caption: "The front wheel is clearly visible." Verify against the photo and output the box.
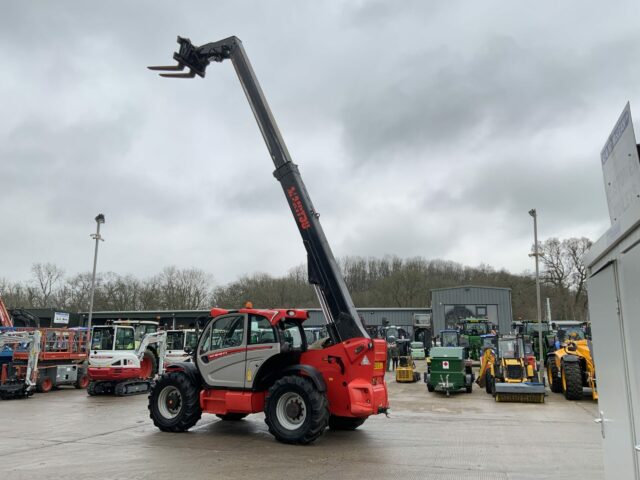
[328,415,366,431]
[148,372,202,432]
[485,372,493,395]
[37,376,53,393]
[547,360,563,393]
[562,362,583,400]
[264,375,329,445]
[75,374,89,389]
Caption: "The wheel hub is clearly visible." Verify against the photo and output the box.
[285,400,303,420]
[158,386,183,419]
[276,392,307,430]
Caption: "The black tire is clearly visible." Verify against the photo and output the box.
[490,376,497,396]
[148,372,202,432]
[216,413,248,421]
[562,362,583,400]
[485,372,493,394]
[427,383,435,393]
[328,415,366,431]
[264,375,329,445]
[466,384,473,394]
[547,360,563,393]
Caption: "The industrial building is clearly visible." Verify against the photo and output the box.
[27,307,431,338]
[430,285,513,333]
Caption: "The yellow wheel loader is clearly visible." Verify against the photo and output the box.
[485,335,545,403]
[546,327,597,400]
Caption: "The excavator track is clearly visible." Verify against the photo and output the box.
[114,380,152,396]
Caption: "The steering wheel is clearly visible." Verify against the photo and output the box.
[225,338,239,347]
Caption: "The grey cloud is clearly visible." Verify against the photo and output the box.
[0,0,638,285]
[340,34,640,164]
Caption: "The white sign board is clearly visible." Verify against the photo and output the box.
[53,312,70,325]
[600,102,640,224]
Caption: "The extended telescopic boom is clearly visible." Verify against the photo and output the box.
[149,36,369,343]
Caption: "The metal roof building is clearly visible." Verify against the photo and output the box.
[29,307,431,336]
[431,285,513,333]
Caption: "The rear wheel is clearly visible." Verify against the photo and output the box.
[264,375,329,445]
[148,372,202,432]
[562,362,583,400]
[216,413,248,421]
[328,415,366,431]
[547,359,563,393]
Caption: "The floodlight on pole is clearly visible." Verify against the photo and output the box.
[86,214,105,353]
[528,208,544,384]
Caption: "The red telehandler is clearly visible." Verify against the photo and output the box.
[147,36,389,444]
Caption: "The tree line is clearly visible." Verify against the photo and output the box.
[0,237,592,320]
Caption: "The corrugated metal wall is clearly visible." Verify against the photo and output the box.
[306,308,431,333]
[431,286,513,333]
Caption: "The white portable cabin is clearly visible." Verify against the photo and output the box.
[585,102,640,478]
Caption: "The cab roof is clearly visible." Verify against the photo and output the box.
[209,308,308,326]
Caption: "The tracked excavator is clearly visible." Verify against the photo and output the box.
[0,330,41,399]
[146,36,389,444]
[88,327,166,396]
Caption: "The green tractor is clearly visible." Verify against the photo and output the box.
[459,318,492,361]
[516,320,555,360]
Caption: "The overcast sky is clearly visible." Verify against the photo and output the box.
[1,1,639,285]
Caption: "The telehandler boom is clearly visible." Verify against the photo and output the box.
[147,36,388,444]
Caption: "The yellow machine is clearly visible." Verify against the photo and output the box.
[476,334,497,393]
[395,339,420,383]
[484,335,545,403]
[546,327,597,400]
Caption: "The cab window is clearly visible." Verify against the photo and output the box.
[115,327,135,351]
[279,320,304,350]
[167,331,184,350]
[185,331,198,350]
[92,327,114,350]
[200,315,245,354]
[249,315,276,345]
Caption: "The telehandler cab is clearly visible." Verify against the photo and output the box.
[147,36,389,444]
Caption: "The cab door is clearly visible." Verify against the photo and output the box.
[196,314,247,389]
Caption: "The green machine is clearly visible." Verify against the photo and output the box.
[424,347,474,396]
[518,320,555,360]
[459,318,491,361]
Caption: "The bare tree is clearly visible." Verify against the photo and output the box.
[31,263,64,308]
[158,267,212,310]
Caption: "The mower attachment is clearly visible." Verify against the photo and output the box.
[494,382,545,403]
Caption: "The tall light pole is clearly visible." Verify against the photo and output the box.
[86,214,105,349]
[528,209,544,384]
